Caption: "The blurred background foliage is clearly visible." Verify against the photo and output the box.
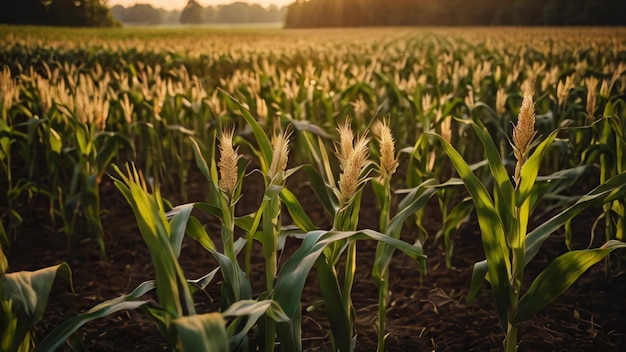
[0,0,119,27]
[284,0,626,28]
[1,0,625,28]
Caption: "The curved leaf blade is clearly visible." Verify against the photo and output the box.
[430,132,511,329]
[513,240,626,326]
[36,281,155,352]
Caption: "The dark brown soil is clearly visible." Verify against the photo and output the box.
[7,169,626,352]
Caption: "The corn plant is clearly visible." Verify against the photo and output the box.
[186,94,435,351]
[432,86,626,351]
[39,163,290,351]
[293,119,435,352]
[35,72,134,258]
[588,100,626,272]
[405,114,475,268]
[0,243,70,352]
[369,120,440,352]
[0,67,35,242]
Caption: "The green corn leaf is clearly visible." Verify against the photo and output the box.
[516,130,559,206]
[467,260,489,302]
[582,143,614,165]
[0,222,9,254]
[83,174,105,259]
[173,313,228,352]
[189,136,211,182]
[35,281,154,352]
[280,188,317,232]
[373,179,437,281]
[112,164,195,318]
[430,132,511,330]
[183,208,251,308]
[469,122,513,194]
[210,247,252,309]
[370,179,386,214]
[316,134,337,187]
[188,269,219,293]
[184,215,217,252]
[303,164,338,218]
[468,121,515,242]
[168,203,195,258]
[2,263,71,352]
[48,127,62,154]
[469,172,626,300]
[289,119,331,138]
[74,124,91,156]
[193,202,226,222]
[513,240,626,326]
[223,299,289,349]
[232,213,254,233]
[532,165,588,212]
[316,255,353,352]
[165,124,195,135]
[441,197,474,268]
[24,117,47,149]
[526,172,626,266]
[95,132,134,179]
[274,229,423,352]
[220,90,273,171]
[223,300,289,323]
[298,131,325,173]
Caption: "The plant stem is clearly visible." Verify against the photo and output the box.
[222,202,236,264]
[507,199,527,351]
[377,276,388,352]
[343,240,357,326]
[377,179,392,352]
[263,195,280,291]
[504,324,518,352]
[599,119,612,275]
[262,194,281,351]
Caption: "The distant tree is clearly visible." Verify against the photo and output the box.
[284,0,626,27]
[180,0,204,24]
[259,5,286,23]
[0,0,118,27]
[246,4,268,23]
[219,2,252,23]
[111,3,161,25]
[111,5,125,20]
[541,0,564,25]
[0,0,47,25]
[203,6,218,23]
[159,9,181,24]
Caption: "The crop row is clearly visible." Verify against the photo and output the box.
[0,26,625,351]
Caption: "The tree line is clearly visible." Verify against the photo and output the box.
[111,1,285,26]
[0,0,285,27]
[0,0,118,27]
[285,0,626,28]
[3,0,622,29]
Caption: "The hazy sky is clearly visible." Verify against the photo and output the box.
[109,0,294,10]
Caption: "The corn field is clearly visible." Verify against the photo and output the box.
[1,25,626,351]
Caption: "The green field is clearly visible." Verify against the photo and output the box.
[1,25,626,351]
